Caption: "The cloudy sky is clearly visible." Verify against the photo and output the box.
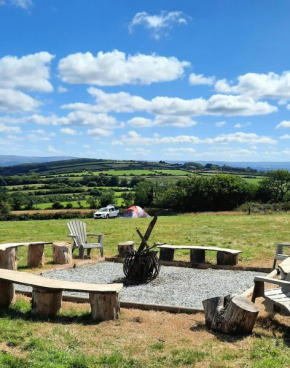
[1,0,290,162]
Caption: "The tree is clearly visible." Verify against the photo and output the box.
[0,187,10,220]
[99,191,115,207]
[122,191,134,208]
[258,170,290,202]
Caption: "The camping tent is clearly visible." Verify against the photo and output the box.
[123,205,150,218]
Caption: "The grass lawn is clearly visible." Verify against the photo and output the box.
[1,213,290,367]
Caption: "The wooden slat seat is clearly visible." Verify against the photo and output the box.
[278,257,290,280]
[157,244,242,265]
[0,269,122,321]
[252,276,290,315]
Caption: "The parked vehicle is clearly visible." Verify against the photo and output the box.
[93,204,119,219]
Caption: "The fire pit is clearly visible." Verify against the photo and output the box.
[123,216,161,284]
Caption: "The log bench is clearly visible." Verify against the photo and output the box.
[252,275,290,315]
[0,268,122,321]
[0,242,52,269]
[157,244,242,266]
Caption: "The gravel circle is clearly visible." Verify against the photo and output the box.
[16,262,265,309]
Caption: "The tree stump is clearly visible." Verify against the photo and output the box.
[31,287,62,316]
[53,242,72,264]
[0,248,17,270]
[190,249,205,263]
[0,280,15,307]
[203,295,259,335]
[118,241,135,258]
[89,292,120,321]
[159,248,175,261]
[28,244,45,268]
[217,252,238,266]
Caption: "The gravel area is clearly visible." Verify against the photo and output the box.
[16,262,265,309]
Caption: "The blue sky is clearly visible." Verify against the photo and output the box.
[1,0,290,162]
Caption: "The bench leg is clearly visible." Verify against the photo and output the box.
[28,244,45,268]
[190,249,205,263]
[0,280,15,307]
[0,247,18,270]
[217,252,238,266]
[159,248,175,261]
[32,287,62,316]
[89,292,120,321]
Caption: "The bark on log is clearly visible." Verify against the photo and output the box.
[31,287,62,316]
[0,248,17,270]
[28,244,45,268]
[53,242,72,264]
[159,248,175,262]
[0,280,15,307]
[217,252,238,266]
[118,241,135,258]
[203,295,259,335]
[190,249,205,263]
[89,292,120,321]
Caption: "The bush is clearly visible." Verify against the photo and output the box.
[52,201,64,209]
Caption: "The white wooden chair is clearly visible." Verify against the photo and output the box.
[67,220,104,259]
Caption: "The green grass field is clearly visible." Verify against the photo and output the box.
[0,213,290,367]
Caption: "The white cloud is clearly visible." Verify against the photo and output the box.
[129,11,188,39]
[60,127,77,135]
[0,52,54,92]
[0,89,41,112]
[125,147,150,156]
[1,0,33,9]
[189,73,215,86]
[87,127,113,137]
[58,85,68,93]
[46,145,61,154]
[276,120,290,129]
[0,123,21,133]
[58,50,190,86]
[128,115,197,128]
[163,147,196,154]
[215,121,226,127]
[215,71,290,100]
[64,88,277,117]
[234,122,251,128]
[112,131,276,146]
[280,134,290,139]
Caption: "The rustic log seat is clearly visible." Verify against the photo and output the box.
[157,244,242,265]
[252,275,290,315]
[0,269,122,321]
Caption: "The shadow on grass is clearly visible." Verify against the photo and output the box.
[255,316,290,347]
[0,304,103,326]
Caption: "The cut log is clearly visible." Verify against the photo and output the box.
[203,295,259,335]
[0,247,17,270]
[89,292,120,321]
[159,248,175,261]
[28,244,45,268]
[0,280,15,307]
[190,249,205,263]
[31,287,62,316]
[118,241,135,258]
[53,242,72,264]
[217,251,238,266]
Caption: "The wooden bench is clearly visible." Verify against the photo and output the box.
[0,268,122,321]
[157,244,242,265]
[252,275,290,315]
[0,242,52,269]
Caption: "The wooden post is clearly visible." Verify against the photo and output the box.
[31,287,62,316]
[217,252,238,266]
[28,244,45,268]
[53,242,72,264]
[190,249,205,263]
[203,295,259,335]
[118,241,135,258]
[159,248,175,261]
[0,280,15,307]
[89,292,120,321]
[0,248,17,270]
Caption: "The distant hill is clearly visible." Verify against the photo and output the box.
[0,155,75,167]
[171,161,290,171]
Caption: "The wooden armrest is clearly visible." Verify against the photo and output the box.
[278,243,290,246]
[254,276,290,288]
[87,233,103,236]
[68,234,77,239]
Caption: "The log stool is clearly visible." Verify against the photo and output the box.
[118,241,135,258]
[28,243,45,268]
[53,242,72,265]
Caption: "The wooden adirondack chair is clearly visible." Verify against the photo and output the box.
[67,220,104,259]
